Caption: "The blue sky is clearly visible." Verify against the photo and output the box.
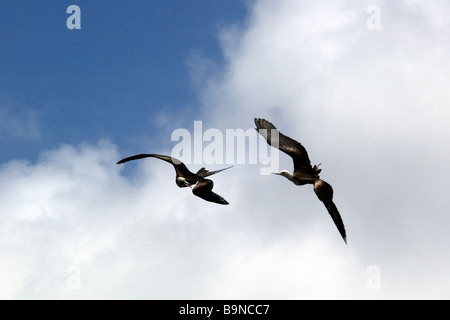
[0,1,248,163]
[2,0,450,300]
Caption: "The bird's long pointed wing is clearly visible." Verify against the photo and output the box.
[116,153,156,164]
[195,190,229,205]
[254,118,312,172]
[192,179,229,205]
[116,153,197,178]
[324,201,347,244]
[314,179,347,244]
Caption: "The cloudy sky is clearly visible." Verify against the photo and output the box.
[1,0,449,299]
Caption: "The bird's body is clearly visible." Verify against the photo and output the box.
[117,153,231,205]
[255,118,347,243]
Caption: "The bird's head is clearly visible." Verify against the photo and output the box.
[272,170,290,177]
[272,170,296,183]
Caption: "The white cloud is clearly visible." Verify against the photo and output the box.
[2,0,450,299]
[0,140,237,299]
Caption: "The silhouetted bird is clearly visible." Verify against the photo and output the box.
[255,118,347,243]
[117,154,231,205]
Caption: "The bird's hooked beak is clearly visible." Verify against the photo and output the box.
[271,171,282,175]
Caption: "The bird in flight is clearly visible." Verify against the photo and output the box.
[254,118,347,243]
[117,154,232,205]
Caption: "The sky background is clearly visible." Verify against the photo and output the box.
[1,0,450,299]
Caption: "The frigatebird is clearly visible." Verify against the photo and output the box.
[117,154,231,205]
[255,118,347,243]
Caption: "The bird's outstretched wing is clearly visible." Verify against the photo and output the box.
[313,179,347,244]
[116,153,198,179]
[324,201,347,244]
[254,118,312,172]
[116,153,160,164]
[192,179,229,205]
